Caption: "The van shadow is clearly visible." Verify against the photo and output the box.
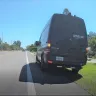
[19,62,83,84]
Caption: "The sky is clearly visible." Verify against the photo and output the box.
[0,0,96,48]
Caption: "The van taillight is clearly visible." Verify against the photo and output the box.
[44,41,51,53]
[47,40,51,48]
[47,43,51,47]
[48,60,52,64]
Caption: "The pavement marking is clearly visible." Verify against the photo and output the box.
[26,51,36,95]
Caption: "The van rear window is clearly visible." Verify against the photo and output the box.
[50,15,87,45]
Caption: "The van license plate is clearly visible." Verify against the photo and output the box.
[56,56,64,61]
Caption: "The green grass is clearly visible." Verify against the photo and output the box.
[76,63,96,96]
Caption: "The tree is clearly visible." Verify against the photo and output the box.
[86,31,96,57]
[0,39,23,51]
[10,45,18,50]
[0,38,2,50]
[16,40,21,48]
[13,40,21,48]
[88,31,96,41]
[88,33,96,57]
[63,8,70,15]
[0,38,2,44]
[88,36,96,52]
[12,40,22,50]
[26,45,31,51]
[2,42,11,50]
[26,43,37,52]
[88,31,96,37]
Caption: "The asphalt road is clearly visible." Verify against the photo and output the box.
[0,51,90,95]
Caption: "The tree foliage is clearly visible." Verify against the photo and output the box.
[0,40,23,51]
[26,44,37,52]
[88,31,96,57]
[0,38,2,44]
[88,36,96,51]
[63,8,70,15]
[13,40,21,48]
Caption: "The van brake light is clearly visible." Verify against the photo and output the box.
[47,43,51,47]
[48,60,52,64]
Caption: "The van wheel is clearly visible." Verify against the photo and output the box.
[72,69,80,74]
[36,56,39,64]
[84,55,87,64]
[41,55,46,71]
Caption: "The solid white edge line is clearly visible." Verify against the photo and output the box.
[26,51,36,95]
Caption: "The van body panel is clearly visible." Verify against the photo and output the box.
[36,13,88,68]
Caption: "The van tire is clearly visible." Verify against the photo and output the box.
[36,56,39,64]
[72,69,80,74]
[41,54,46,71]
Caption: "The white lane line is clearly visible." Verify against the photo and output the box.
[26,51,36,95]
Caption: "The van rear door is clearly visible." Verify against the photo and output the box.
[50,14,87,62]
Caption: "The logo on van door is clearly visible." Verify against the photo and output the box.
[73,34,84,39]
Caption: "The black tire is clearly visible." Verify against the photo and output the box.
[72,69,80,74]
[84,55,87,64]
[36,56,39,64]
[41,54,46,71]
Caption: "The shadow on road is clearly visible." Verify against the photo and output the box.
[19,62,83,85]
[19,64,27,82]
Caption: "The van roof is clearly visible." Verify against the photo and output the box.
[52,13,84,22]
[49,13,87,47]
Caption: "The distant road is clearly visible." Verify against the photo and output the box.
[0,51,90,95]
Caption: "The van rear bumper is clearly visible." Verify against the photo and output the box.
[50,60,86,68]
[44,53,87,68]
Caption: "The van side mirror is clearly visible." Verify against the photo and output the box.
[35,41,41,46]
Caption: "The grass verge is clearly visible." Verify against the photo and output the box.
[75,63,96,96]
